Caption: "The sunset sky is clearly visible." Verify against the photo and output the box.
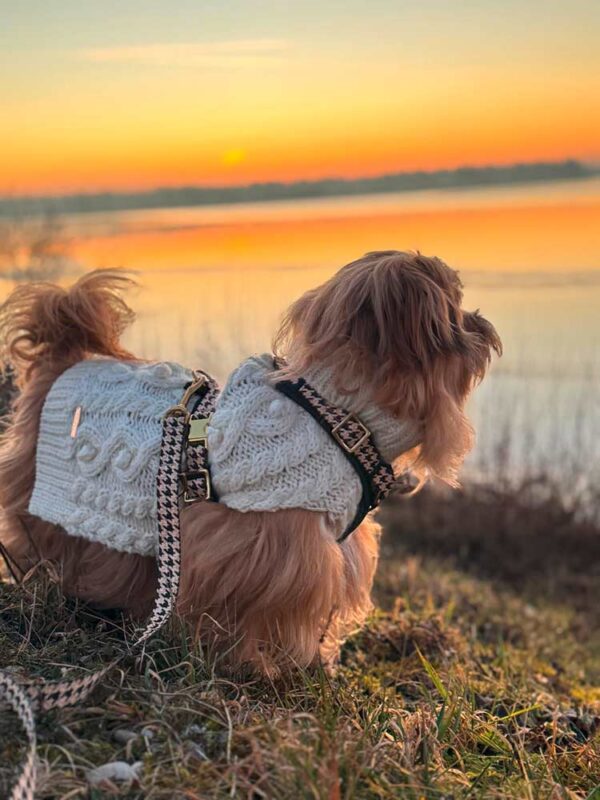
[2,0,599,196]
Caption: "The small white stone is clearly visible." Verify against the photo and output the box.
[86,761,142,786]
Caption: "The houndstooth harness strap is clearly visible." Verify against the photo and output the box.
[273,366,409,541]
[0,371,218,800]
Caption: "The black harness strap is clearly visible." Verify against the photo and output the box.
[273,373,397,541]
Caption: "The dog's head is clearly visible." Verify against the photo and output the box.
[274,250,502,485]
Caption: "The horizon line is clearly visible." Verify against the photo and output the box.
[2,158,598,204]
[0,159,597,219]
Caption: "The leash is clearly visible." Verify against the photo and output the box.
[1,360,408,796]
[0,371,218,800]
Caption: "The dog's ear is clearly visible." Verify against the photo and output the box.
[364,252,465,373]
[275,250,502,487]
[365,258,503,400]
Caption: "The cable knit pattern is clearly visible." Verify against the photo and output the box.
[29,358,193,556]
[30,354,421,557]
[206,355,421,533]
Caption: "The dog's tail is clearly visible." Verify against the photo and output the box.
[0,269,137,385]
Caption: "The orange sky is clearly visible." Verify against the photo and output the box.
[1,1,599,196]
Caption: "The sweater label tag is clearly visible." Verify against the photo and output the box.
[70,406,82,438]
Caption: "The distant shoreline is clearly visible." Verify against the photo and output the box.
[1,159,596,218]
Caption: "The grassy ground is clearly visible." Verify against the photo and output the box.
[1,484,599,799]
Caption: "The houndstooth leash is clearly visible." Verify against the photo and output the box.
[1,363,409,797]
[0,371,219,800]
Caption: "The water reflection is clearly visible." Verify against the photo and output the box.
[2,179,599,501]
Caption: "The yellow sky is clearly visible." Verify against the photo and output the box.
[1,1,599,195]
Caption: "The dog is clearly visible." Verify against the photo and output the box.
[0,250,501,674]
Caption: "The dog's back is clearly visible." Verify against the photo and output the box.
[0,271,158,612]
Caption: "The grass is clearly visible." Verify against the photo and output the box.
[0,341,598,797]
[1,484,599,799]
[1,206,599,796]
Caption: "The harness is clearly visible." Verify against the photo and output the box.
[177,363,403,537]
[0,362,404,799]
[273,371,400,540]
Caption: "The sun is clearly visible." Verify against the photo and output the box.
[221,148,246,167]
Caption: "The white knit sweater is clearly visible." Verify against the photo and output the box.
[30,356,420,556]
[29,359,193,555]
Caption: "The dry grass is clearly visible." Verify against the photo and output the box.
[380,485,600,629]
[1,487,599,799]
[1,354,599,798]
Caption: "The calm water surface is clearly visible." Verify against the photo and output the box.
[7,178,600,499]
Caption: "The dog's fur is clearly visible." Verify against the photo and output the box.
[0,251,501,673]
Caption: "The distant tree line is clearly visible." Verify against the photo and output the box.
[0,159,594,218]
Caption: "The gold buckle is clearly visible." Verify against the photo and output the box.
[331,414,370,453]
[163,373,207,421]
[180,373,207,408]
[182,470,211,503]
[188,417,210,444]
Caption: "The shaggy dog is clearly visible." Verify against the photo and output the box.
[0,251,501,673]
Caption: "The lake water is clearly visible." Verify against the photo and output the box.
[5,178,600,504]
